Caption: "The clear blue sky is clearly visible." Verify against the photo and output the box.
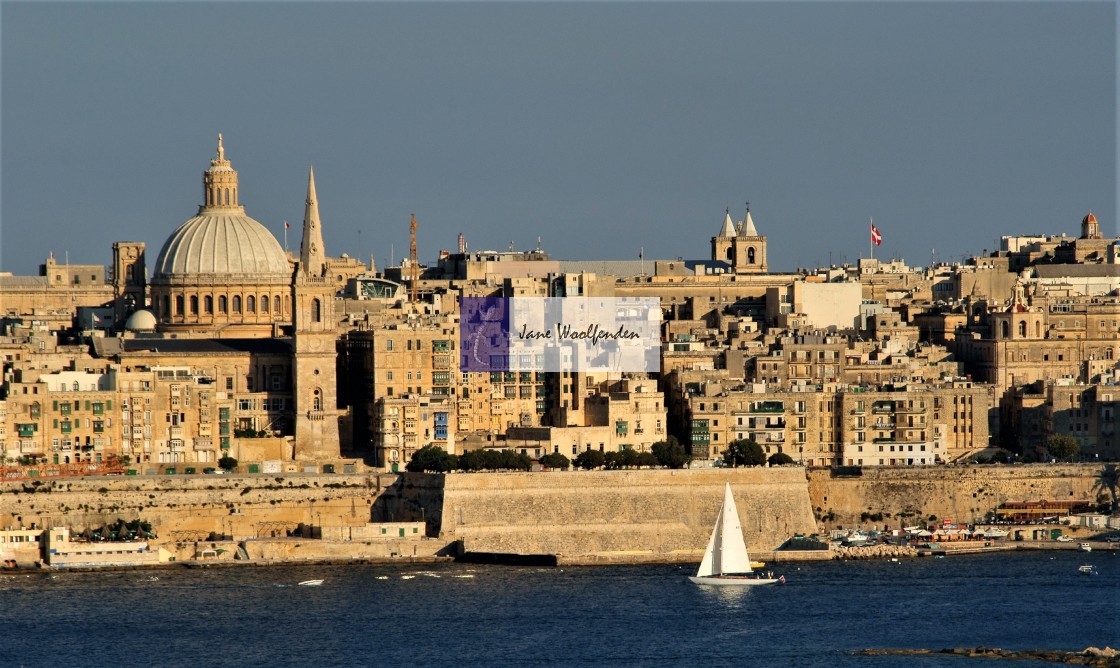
[1,2,1115,276]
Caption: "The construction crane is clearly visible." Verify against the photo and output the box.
[409,212,419,303]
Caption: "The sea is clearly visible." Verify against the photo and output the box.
[1,550,1116,668]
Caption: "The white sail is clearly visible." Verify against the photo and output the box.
[696,483,754,577]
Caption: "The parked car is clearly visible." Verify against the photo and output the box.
[1056,535,1074,543]
[1104,535,1120,543]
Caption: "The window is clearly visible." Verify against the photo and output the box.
[232,295,241,313]
[247,295,256,313]
[204,295,213,314]
[261,295,269,313]
[311,299,321,323]
[219,295,228,313]
[189,295,199,315]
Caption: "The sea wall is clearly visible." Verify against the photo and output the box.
[0,463,1108,568]
[807,463,1103,530]
[406,468,818,565]
[0,473,395,547]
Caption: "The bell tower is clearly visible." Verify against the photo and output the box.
[112,241,146,326]
[732,203,768,274]
[292,165,342,459]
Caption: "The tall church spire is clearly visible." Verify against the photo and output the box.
[739,202,759,237]
[717,208,736,237]
[299,165,326,277]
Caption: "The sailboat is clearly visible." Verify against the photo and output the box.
[690,483,782,586]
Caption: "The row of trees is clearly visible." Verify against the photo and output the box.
[405,445,535,473]
[405,436,694,473]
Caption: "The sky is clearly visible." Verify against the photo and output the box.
[1,2,1115,277]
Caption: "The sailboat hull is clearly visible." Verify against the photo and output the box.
[689,575,779,586]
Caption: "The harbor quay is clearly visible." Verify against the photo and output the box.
[0,463,1113,570]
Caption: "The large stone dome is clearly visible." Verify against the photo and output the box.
[149,135,294,335]
[154,212,290,276]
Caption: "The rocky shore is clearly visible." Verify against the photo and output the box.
[855,646,1120,666]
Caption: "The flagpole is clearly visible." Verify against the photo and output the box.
[869,217,874,262]
[283,221,288,252]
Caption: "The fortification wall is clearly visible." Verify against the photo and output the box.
[412,468,818,564]
[807,464,1104,529]
[0,464,1108,568]
[0,474,394,548]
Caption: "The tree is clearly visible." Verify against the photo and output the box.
[652,436,691,469]
[768,452,795,466]
[603,451,624,470]
[539,453,570,470]
[723,438,766,467]
[1046,435,1080,462]
[1091,464,1120,514]
[574,449,605,470]
[635,451,659,468]
[218,456,238,472]
[406,445,458,473]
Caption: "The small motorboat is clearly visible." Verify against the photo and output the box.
[298,579,324,586]
[1079,543,1093,553]
[1078,565,1097,575]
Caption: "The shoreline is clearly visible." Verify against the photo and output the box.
[6,538,1112,574]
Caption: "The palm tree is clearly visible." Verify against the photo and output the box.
[1091,464,1120,515]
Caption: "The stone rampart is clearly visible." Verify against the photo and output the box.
[0,463,1109,568]
[807,463,1105,529]
[414,468,818,564]
[0,474,393,549]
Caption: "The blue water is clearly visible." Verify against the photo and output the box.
[1,550,1116,667]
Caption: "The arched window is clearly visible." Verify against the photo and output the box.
[1108,348,1115,360]
[261,295,269,313]
[1035,321,1041,338]
[204,295,213,314]
[224,188,230,205]
[189,295,199,315]
[747,247,756,264]
[313,388,322,412]
[311,298,321,323]
[162,296,170,317]
[273,296,281,316]
[1018,321,1026,337]
[232,295,241,313]
[218,295,228,313]
[725,247,733,261]
[175,295,184,315]
[247,295,255,313]
[1000,321,1009,339]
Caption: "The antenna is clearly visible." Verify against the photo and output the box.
[409,213,419,303]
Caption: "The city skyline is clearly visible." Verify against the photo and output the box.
[2,2,1115,276]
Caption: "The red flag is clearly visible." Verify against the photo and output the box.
[870,223,882,246]
[285,222,290,229]
[779,575,786,584]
